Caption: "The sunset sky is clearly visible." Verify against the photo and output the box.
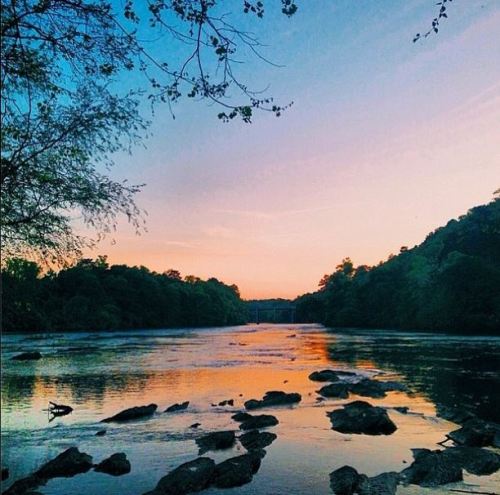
[88,0,500,299]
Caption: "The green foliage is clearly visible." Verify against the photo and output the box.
[1,258,247,332]
[296,198,500,334]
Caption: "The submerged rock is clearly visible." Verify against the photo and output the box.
[142,457,215,495]
[212,451,264,488]
[2,467,9,481]
[309,370,349,382]
[401,449,462,487]
[318,383,349,399]
[239,414,279,431]
[11,352,42,361]
[239,430,277,451]
[36,447,93,478]
[329,466,399,495]
[231,412,253,422]
[244,391,301,410]
[95,429,107,436]
[101,404,157,423]
[196,431,235,454]
[327,401,397,435]
[94,453,131,476]
[165,401,189,413]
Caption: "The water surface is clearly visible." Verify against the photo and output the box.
[1,324,499,494]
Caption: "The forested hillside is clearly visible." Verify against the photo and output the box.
[295,198,500,334]
[1,258,247,332]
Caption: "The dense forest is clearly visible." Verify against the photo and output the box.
[295,198,500,334]
[0,257,247,332]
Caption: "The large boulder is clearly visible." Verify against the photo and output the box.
[165,402,189,413]
[11,352,42,361]
[94,453,131,476]
[401,449,463,487]
[309,370,356,382]
[239,414,279,431]
[327,401,397,435]
[143,457,215,495]
[101,404,157,423]
[244,391,301,410]
[195,431,235,454]
[212,452,264,488]
[318,383,349,399]
[239,430,277,451]
[36,447,93,478]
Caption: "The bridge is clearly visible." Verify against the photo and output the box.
[247,304,296,324]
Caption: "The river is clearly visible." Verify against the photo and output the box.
[1,324,499,494]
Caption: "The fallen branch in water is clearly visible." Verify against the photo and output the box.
[49,401,73,414]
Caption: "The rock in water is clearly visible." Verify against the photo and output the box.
[329,466,399,495]
[212,452,264,488]
[165,401,189,413]
[11,352,42,361]
[440,447,499,476]
[239,430,277,451]
[2,474,42,495]
[231,412,253,422]
[309,369,357,382]
[101,404,157,423]
[327,401,397,435]
[1,467,9,481]
[95,429,107,436]
[244,391,301,410]
[94,453,131,476]
[36,447,93,478]
[142,457,215,495]
[2,448,93,495]
[196,431,235,454]
[356,472,399,495]
[447,418,499,447]
[218,399,234,406]
[239,414,279,431]
[318,383,349,399]
[401,449,463,487]
[329,465,360,494]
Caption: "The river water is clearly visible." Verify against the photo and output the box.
[1,324,499,494]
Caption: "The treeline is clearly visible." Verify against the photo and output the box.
[1,257,247,332]
[295,198,500,334]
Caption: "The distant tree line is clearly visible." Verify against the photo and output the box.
[1,257,247,332]
[295,198,500,334]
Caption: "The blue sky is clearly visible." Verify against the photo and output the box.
[88,0,500,298]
